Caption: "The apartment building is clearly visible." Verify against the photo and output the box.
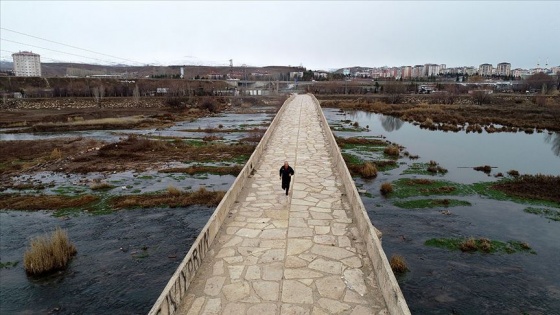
[12,51,41,77]
[496,62,511,76]
[479,63,493,76]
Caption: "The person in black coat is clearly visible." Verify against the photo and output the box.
[279,161,295,196]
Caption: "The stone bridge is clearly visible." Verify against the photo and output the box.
[149,94,409,315]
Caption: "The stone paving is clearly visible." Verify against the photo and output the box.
[176,95,388,315]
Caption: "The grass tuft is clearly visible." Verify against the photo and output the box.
[167,185,182,195]
[23,227,77,276]
[380,182,393,195]
[384,145,400,157]
[360,162,378,178]
[50,148,63,160]
[390,254,408,274]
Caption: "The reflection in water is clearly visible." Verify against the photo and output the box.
[544,133,560,157]
[379,115,404,132]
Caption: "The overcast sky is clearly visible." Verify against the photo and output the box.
[1,1,559,70]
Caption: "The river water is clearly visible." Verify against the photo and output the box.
[323,108,560,314]
[1,107,559,314]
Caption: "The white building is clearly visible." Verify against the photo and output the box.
[479,63,493,76]
[496,62,511,76]
[12,51,42,77]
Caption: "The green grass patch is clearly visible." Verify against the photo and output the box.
[342,153,363,165]
[394,199,472,209]
[524,207,560,221]
[0,261,19,269]
[401,163,447,176]
[51,186,88,196]
[471,181,560,208]
[425,237,536,254]
[391,178,470,198]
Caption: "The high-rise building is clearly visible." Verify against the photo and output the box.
[478,63,493,76]
[496,62,511,76]
[12,51,42,77]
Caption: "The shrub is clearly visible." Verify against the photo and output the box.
[360,162,378,178]
[460,238,477,252]
[507,170,520,177]
[89,182,114,190]
[50,148,62,160]
[474,165,492,173]
[23,227,77,276]
[380,182,393,195]
[384,145,400,157]
[390,254,408,274]
[167,185,182,195]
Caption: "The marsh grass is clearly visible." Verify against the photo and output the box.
[425,237,535,254]
[89,182,114,191]
[390,255,408,274]
[402,162,447,176]
[23,227,77,276]
[110,187,225,209]
[384,145,400,157]
[360,162,378,178]
[167,185,182,195]
[0,194,98,211]
[474,165,493,173]
[391,179,468,198]
[160,165,243,176]
[524,207,560,221]
[492,174,560,204]
[393,198,472,209]
[49,148,62,160]
[380,182,393,195]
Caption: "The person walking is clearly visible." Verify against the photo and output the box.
[279,161,295,196]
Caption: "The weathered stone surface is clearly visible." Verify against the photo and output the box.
[317,298,351,314]
[246,303,278,315]
[316,275,346,299]
[253,280,279,301]
[344,269,368,296]
[222,281,250,301]
[308,258,343,274]
[311,244,355,260]
[287,239,313,255]
[281,304,311,315]
[282,280,313,304]
[203,276,225,296]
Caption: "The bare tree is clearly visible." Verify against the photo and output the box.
[471,90,492,105]
[383,82,407,104]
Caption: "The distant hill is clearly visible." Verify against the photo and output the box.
[1,60,308,79]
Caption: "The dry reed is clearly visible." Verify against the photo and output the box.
[23,227,77,275]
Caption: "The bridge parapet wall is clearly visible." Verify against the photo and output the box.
[309,93,410,315]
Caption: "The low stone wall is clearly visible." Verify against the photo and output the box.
[310,94,411,315]
[147,94,296,315]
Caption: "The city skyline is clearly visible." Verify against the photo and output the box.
[1,1,559,70]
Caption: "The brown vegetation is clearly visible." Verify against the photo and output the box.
[110,187,225,209]
[320,97,560,132]
[390,254,408,274]
[380,182,393,195]
[360,162,378,178]
[492,174,560,203]
[384,145,400,157]
[0,194,98,211]
[159,165,243,176]
[473,165,493,174]
[23,227,77,276]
